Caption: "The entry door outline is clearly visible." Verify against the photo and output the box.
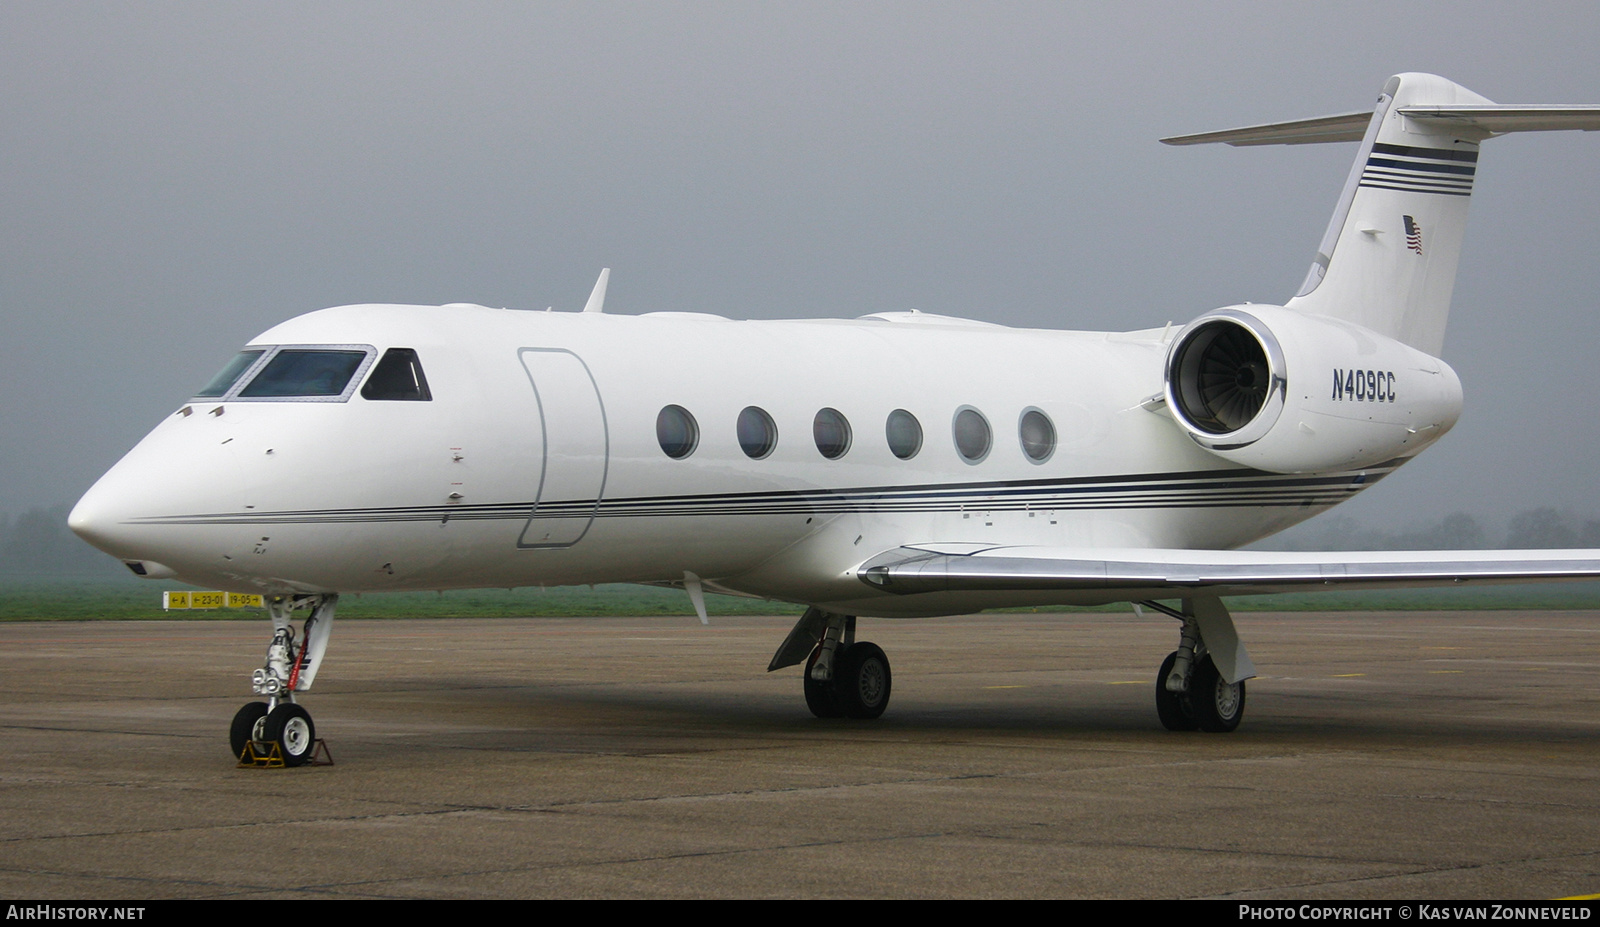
[517,348,609,549]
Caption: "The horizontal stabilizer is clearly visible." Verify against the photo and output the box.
[1161,112,1371,147]
[1400,105,1600,135]
[1164,105,1600,147]
[859,545,1600,598]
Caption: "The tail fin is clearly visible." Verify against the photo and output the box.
[1284,73,1487,355]
[1164,73,1600,356]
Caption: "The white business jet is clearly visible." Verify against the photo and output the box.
[69,74,1600,764]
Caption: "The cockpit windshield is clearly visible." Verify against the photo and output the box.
[239,349,370,398]
[194,351,264,398]
[191,344,399,402]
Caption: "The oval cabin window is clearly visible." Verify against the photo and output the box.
[737,406,778,459]
[656,405,699,459]
[813,408,852,459]
[1018,408,1056,463]
[952,407,992,463]
[885,409,923,460]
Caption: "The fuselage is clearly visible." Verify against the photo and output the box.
[70,303,1391,616]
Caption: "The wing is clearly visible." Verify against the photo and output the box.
[858,544,1600,599]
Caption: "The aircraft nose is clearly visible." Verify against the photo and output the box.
[67,492,101,546]
[69,467,140,557]
[69,461,187,579]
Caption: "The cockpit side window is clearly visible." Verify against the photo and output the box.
[239,349,369,398]
[194,350,265,398]
[360,348,432,401]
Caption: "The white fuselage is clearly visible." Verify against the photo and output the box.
[70,303,1392,616]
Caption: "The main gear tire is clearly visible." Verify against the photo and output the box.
[1190,654,1246,733]
[834,642,892,720]
[804,646,844,719]
[1155,651,1200,732]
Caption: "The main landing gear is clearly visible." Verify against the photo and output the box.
[230,594,337,766]
[770,608,892,719]
[1140,596,1255,733]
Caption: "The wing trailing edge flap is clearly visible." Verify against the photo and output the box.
[857,545,1600,598]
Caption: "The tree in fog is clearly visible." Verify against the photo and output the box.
[1504,507,1578,549]
[1394,512,1486,549]
[1263,512,1488,551]
[0,504,115,574]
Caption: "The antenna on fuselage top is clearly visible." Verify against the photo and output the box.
[582,268,611,313]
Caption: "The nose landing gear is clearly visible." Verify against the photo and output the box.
[230,594,337,766]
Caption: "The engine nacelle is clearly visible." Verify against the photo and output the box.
[1162,305,1462,473]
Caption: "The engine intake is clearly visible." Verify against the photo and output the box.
[1167,310,1286,448]
[1163,305,1462,473]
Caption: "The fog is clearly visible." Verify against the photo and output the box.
[6,2,1599,545]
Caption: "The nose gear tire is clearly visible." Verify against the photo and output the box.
[230,702,271,759]
[263,703,317,766]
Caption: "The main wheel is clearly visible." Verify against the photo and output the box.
[834,642,892,719]
[230,702,270,760]
[263,703,317,766]
[1190,654,1245,733]
[1154,652,1199,732]
[804,646,844,718]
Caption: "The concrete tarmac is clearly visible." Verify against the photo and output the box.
[2,610,1598,899]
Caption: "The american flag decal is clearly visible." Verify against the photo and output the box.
[1403,215,1423,254]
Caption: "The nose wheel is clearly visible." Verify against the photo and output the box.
[229,701,270,759]
[230,701,322,766]
[264,703,317,764]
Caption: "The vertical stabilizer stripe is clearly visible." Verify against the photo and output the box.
[1371,142,1479,162]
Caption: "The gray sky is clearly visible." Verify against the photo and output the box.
[5,1,1599,535]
